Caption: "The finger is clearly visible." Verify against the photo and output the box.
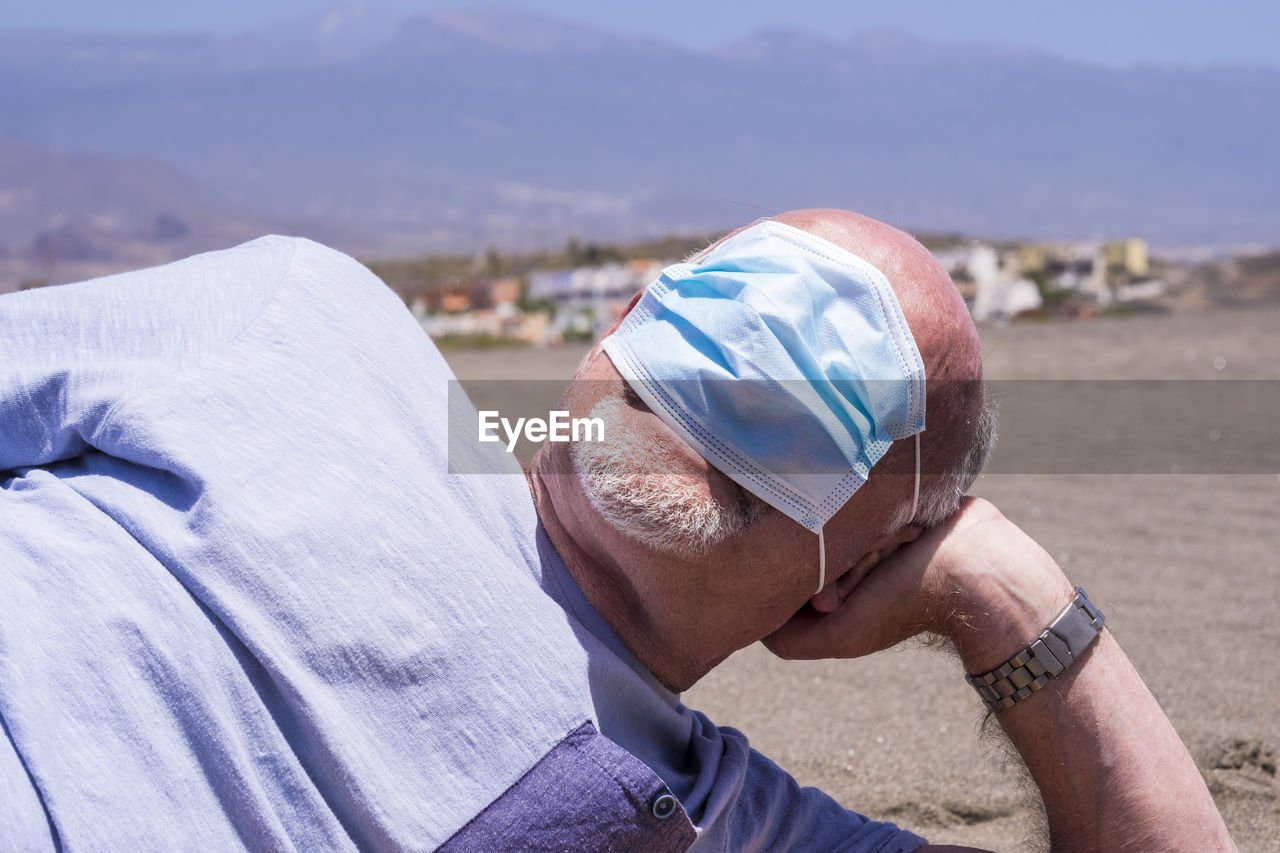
[765,497,999,661]
[808,548,883,614]
[837,549,883,600]
[765,538,939,660]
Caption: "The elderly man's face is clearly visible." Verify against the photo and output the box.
[554,347,928,661]
[531,209,985,690]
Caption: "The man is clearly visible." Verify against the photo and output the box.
[0,209,1231,851]
[527,209,1235,851]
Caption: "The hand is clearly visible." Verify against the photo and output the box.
[764,497,1075,672]
[766,497,1238,851]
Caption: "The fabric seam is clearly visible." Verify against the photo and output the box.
[89,238,302,450]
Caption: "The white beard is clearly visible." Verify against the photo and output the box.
[568,395,763,555]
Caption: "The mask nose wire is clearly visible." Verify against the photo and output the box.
[815,432,921,598]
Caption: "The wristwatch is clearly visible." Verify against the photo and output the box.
[965,586,1106,711]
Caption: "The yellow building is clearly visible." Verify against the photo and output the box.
[1017,244,1047,274]
[1104,238,1149,276]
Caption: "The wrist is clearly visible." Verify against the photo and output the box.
[966,587,1107,711]
[929,516,1076,673]
[948,578,1076,674]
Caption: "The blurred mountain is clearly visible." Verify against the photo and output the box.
[0,137,228,242]
[0,5,1276,255]
[0,136,379,286]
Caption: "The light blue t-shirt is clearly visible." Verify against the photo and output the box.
[0,237,925,852]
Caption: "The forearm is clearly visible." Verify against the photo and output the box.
[988,629,1233,851]
[952,581,1234,852]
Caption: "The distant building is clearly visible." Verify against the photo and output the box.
[1104,238,1149,277]
[1114,279,1166,302]
[964,244,1043,321]
[487,277,521,307]
[528,259,671,338]
[400,275,525,317]
[1017,244,1047,274]
[439,289,472,313]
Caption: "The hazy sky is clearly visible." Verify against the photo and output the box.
[5,1,1278,69]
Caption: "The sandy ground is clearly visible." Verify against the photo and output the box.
[444,304,1280,852]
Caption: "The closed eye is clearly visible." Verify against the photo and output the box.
[621,382,649,412]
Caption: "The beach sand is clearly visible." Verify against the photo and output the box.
[444,304,1280,851]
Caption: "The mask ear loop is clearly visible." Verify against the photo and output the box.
[815,432,921,597]
[911,432,921,522]
[815,528,826,596]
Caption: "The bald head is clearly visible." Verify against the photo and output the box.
[694,208,981,387]
[762,209,990,526]
[770,209,981,384]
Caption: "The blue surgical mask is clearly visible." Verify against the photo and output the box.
[602,220,925,590]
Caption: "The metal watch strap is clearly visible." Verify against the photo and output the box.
[965,586,1106,711]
